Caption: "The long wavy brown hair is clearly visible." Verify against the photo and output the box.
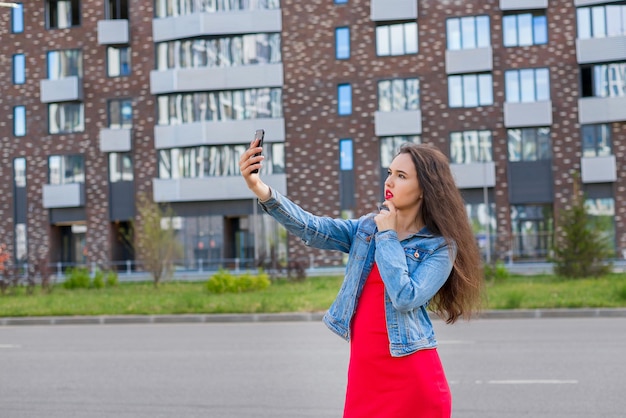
[397,143,484,324]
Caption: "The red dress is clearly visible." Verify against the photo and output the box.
[343,264,452,418]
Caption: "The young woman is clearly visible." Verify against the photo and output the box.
[240,141,484,418]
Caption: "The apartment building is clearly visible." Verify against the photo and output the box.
[0,0,624,274]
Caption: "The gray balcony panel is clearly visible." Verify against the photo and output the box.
[504,101,553,128]
[97,19,130,45]
[153,9,282,42]
[40,76,83,103]
[578,96,626,124]
[499,0,548,10]
[150,63,283,94]
[155,118,285,149]
[450,162,496,189]
[445,47,493,74]
[153,174,287,203]
[42,183,85,209]
[374,110,422,137]
[576,36,626,64]
[574,0,622,6]
[581,156,617,183]
[370,0,417,21]
[99,128,132,152]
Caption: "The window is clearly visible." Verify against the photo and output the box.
[503,12,548,47]
[338,84,352,115]
[450,130,492,164]
[580,62,626,98]
[108,99,133,129]
[505,68,550,102]
[48,154,85,185]
[448,73,493,108]
[109,152,133,182]
[510,204,553,259]
[106,0,128,19]
[14,157,26,188]
[585,197,615,252]
[380,136,420,168]
[13,106,26,137]
[15,223,27,264]
[335,27,350,60]
[507,127,551,162]
[157,87,282,125]
[49,103,84,134]
[47,49,82,79]
[582,124,612,157]
[13,54,25,85]
[46,0,80,29]
[446,16,490,50]
[335,0,348,4]
[11,3,24,33]
[107,46,131,77]
[155,0,280,18]
[340,139,353,171]
[376,22,418,56]
[378,78,420,111]
[577,4,626,39]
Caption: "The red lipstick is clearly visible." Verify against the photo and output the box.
[385,190,393,199]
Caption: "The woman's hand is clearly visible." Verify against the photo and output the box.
[374,200,397,232]
[239,138,271,201]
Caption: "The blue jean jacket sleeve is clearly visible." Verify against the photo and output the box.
[374,229,455,312]
[258,188,357,253]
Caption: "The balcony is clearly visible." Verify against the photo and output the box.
[503,101,553,128]
[97,19,130,45]
[150,63,283,95]
[370,0,417,21]
[374,110,422,137]
[445,47,493,74]
[99,128,132,152]
[40,76,83,103]
[576,35,626,64]
[153,174,287,203]
[581,155,617,183]
[578,96,626,124]
[450,162,496,189]
[152,8,281,43]
[155,118,285,149]
[499,0,548,10]
[42,183,85,209]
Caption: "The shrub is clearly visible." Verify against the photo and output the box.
[92,271,105,289]
[63,267,91,289]
[205,269,270,294]
[105,271,119,287]
[484,260,510,283]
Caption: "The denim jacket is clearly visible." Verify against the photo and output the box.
[259,189,456,357]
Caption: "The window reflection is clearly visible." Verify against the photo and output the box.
[450,130,492,164]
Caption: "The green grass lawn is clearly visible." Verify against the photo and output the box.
[2,273,626,317]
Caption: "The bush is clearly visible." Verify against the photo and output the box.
[205,269,271,294]
[63,267,91,289]
[484,261,510,283]
[92,271,105,289]
[105,271,119,287]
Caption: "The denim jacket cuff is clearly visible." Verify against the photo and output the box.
[258,187,279,210]
[375,229,398,241]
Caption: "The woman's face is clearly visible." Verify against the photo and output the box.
[384,153,423,211]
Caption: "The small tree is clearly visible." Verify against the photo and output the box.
[550,176,613,278]
[134,194,183,287]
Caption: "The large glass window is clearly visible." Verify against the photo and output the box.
[511,204,553,260]
[11,3,24,33]
[446,15,490,50]
[106,0,128,19]
[585,197,615,253]
[503,12,548,47]
[47,49,82,79]
[13,106,26,137]
[14,157,26,188]
[13,54,25,85]
[48,154,85,185]
[376,22,418,56]
[108,99,133,129]
[49,103,84,134]
[581,62,626,98]
[450,130,492,164]
[46,0,80,29]
[380,136,421,168]
[448,73,493,108]
[155,0,280,18]
[109,152,133,182]
[338,83,352,115]
[507,127,551,162]
[505,68,550,102]
[157,87,282,125]
[377,78,420,111]
[577,4,626,39]
[335,27,350,60]
[107,46,131,77]
[340,139,353,171]
[582,124,612,157]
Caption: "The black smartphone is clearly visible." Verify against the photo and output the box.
[251,129,264,174]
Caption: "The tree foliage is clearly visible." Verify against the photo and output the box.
[550,179,613,278]
[134,194,183,287]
